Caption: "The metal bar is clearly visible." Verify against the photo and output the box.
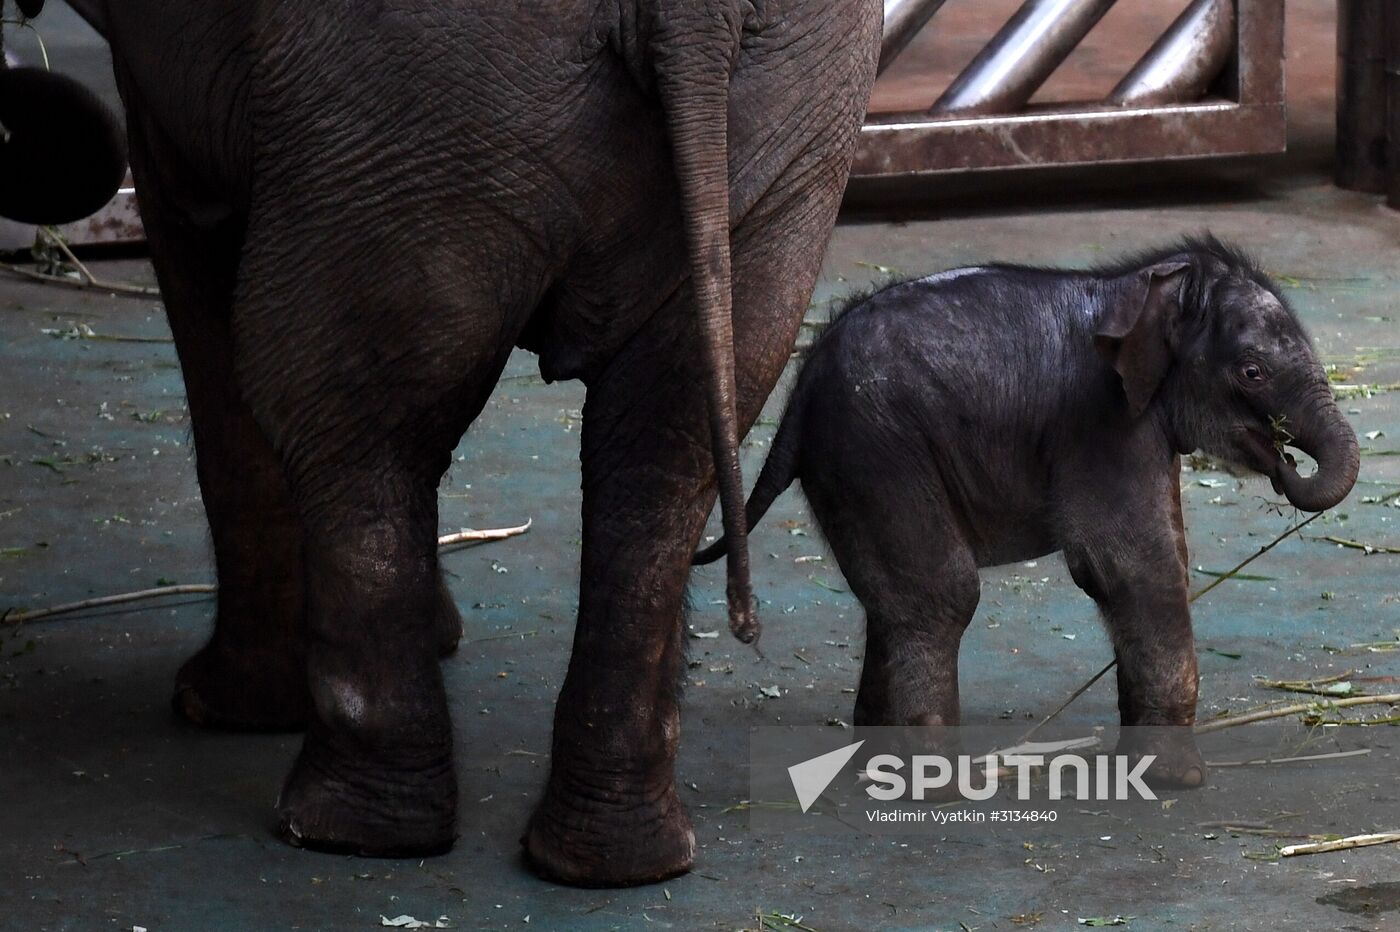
[1386,4,1400,209]
[57,184,144,246]
[879,0,950,76]
[930,0,1118,116]
[1107,0,1235,107]
[855,100,1284,177]
[1335,0,1388,192]
[853,0,1285,180]
[1233,0,1282,106]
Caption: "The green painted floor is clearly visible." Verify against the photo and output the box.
[3,4,1400,930]
[4,173,1400,929]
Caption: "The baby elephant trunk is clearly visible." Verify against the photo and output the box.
[1274,384,1360,513]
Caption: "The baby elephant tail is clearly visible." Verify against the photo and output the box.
[693,400,803,566]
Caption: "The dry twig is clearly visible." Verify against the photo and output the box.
[0,228,162,298]
[1280,832,1400,857]
[1194,694,1400,734]
[437,519,531,548]
[3,520,532,625]
[1320,535,1400,555]
[2,583,216,624]
[1207,748,1372,768]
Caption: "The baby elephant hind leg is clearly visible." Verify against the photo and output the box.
[807,468,980,728]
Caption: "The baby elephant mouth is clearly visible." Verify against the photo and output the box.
[1237,427,1309,499]
[1239,428,1290,487]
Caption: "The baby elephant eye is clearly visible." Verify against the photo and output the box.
[1242,364,1263,381]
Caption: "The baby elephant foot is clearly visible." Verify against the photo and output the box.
[524,773,695,887]
[1117,727,1206,789]
[277,730,457,857]
[173,640,309,732]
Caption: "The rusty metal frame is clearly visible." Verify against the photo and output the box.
[853,0,1286,179]
[0,174,143,252]
[57,177,143,246]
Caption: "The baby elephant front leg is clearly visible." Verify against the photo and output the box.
[1065,540,1205,789]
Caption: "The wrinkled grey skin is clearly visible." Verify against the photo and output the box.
[697,238,1359,785]
[47,0,882,885]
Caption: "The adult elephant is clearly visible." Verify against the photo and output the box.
[14,0,882,886]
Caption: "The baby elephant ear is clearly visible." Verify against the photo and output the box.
[1093,261,1190,417]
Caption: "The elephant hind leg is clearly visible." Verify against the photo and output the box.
[270,428,465,856]
[434,576,465,656]
[803,444,980,728]
[525,143,863,885]
[230,240,530,854]
[121,109,312,732]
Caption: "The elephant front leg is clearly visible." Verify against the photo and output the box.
[1065,523,1205,790]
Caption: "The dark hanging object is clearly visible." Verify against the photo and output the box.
[15,0,45,19]
[0,67,127,224]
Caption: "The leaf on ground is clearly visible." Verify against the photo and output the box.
[380,916,450,929]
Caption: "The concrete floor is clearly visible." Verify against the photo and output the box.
[3,3,1400,930]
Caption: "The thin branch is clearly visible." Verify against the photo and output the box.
[2,229,161,299]
[3,520,532,625]
[1207,748,1372,768]
[1319,535,1400,555]
[1280,831,1400,858]
[0,262,161,299]
[3,584,217,624]
[1190,511,1322,602]
[1194,694,1400,734]
[1017,661,1115,744]
[437,518,532,548]
[38,227,98,285]
[1020,512,1320,742]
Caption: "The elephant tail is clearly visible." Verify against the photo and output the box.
[651,6,758,644]
[693,388,803,568]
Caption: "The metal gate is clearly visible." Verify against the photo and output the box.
[856,0,1286,179]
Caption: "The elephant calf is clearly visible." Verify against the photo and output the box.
[698,237,1359,784]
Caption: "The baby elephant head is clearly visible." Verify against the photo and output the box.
[1094,238,1359,513]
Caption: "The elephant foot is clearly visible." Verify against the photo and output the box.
[173,641,309,732]
[276,734,457,857]
[435,577,464,657]
[1117,728,1206,790]
[524,780,695,887]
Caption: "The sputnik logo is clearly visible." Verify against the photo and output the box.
[787,740,865,813]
